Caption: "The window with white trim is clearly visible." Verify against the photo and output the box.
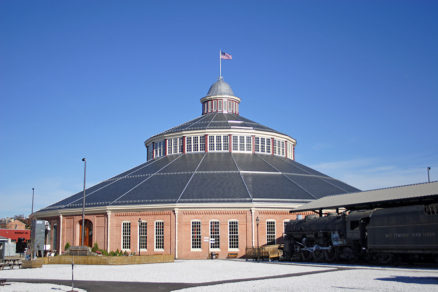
[281,141,285,156]
[208,101,212,112]
[255,136,271,154]
[287,143,293,159]
[228,220,239,249]
[273,139,277,155]
[267,138,271,154]
[122,221,131,250]
[218,100,223,111]
[209,135,215,151]
[232,136,238,151]
[246,136,252,152]
[172,138,177,154]
[213,100,217,112]
[167,139,172,155]
[200,136,205,151]
[216,135,222,151]
[223,135,229,151]
[186,136,192,153]
[266,220,276,245]
[179,137,183,153]
[255,137,260,152]
[261,137,266,153]
[193,136,199,152]
[228,101,232,112]
[239,136,244,151]
[153,141,165,158]
[191,220,201,250]
[139,221,147,250]
[210,220,220,249]
[155,221,164,250]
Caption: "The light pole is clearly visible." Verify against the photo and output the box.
[31,188,35,215]
[138,218,141,256]
[81,158,86,247]
[427,167,431,183]
[256,216,260,261]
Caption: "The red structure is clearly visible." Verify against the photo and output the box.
[0,229,30,242]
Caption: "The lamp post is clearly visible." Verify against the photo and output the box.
[31,188,35,215]
[138,218,141,256]
[427,167,431,183]
[81,158,86,247]
[256,216,260,261]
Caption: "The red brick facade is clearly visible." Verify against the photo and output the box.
[43,207,309,259]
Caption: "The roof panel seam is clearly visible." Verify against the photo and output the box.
[258,155,317,200]
[176,153,207,203]
[231,153,253,200]
[64,156,166,208]
[109,155,184,205]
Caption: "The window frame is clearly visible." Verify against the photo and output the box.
[154,220,164,251]
[121,221,131,251]
[228,220,239,251]
[191,220,202,251]
[138,221,147,251]
[209,220,220,250]
[266,220,276,245]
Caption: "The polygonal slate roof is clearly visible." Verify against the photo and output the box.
[148,113,287,141]
[40,152,359,212]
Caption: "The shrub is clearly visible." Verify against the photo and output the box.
[92,243,99,253]
[64,242,71,251]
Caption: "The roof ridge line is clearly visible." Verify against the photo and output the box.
[109,155,184,205]
[231,153,253,200]
[258,155,317,200]
[64,157,165,208]
[176,153,207,203]
[205,112,218,129]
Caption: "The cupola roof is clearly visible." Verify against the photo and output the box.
[206,77,235,97]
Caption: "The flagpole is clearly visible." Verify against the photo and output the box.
[219,50,222,78]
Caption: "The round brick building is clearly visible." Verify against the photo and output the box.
[35,77,358,259]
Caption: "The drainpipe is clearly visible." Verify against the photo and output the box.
[59,214,63,253]
[174,208,179,259]
[251,208,255,248]
[107,211,111,252]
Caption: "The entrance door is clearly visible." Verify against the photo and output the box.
[79,220,93,247]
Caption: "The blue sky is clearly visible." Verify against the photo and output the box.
[1,0,437,218]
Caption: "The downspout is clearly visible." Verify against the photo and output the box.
[59,214,63,253]
[251,208,255,248]
[174,208,179,259]
[107,211,111,252]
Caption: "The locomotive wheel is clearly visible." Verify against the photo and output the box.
[301,250,312,262]
[312,250,324,262]
[324,247,338,262]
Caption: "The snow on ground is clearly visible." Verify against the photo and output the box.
[0,260,437,291]
[0,282,86,292]
[0,260,330,283]
[182,264,438,292]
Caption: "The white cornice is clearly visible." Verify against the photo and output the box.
[34,201,310,218]
[200,95,241,103]
[145,128,296,146]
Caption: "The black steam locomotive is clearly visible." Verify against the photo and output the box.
[283,203,438,264]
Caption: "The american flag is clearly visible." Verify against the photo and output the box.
[220,51,232,60]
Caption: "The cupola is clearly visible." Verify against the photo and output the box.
[200,77,241,115]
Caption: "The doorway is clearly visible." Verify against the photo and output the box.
[79,219,93,247]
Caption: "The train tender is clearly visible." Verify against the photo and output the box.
[283,203,438,264]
